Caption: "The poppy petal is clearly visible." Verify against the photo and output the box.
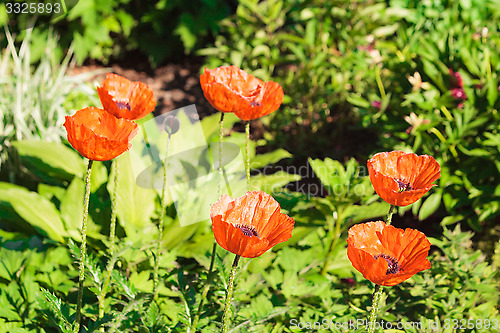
[98,73,156,120]
[210,191,294,258]
[200,66,283,120]
[64,107,138,161]
[347,221,431,286]
[368,151,441,206]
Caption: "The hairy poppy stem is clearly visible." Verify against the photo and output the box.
[74,160,93,333]
[368,284,384,333]
[191,112,225,331]
[108,160,119,253]
[222,254,241,333]
[153,134,171,300]
[386,205,396,225]
[245,121,250,189]
[98,158,120,327]
[218,112,225,196]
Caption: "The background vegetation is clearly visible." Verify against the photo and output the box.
[0,0,499,332]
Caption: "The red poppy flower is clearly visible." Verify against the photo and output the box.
[200,66,284,121]
[64,107,138,161]
[367,151,440,206]
[97,73,156,120]
[347,221,431,286]
[210,191,294,258]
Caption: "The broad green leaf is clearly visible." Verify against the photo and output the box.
[12,140,85,182]
[107,152,156,236]
[419,192,442,220]
[251,171,300,193]
[59,177,102,241]
[251,148,292,170]
[346,201,390,224]
[0,183,66,242]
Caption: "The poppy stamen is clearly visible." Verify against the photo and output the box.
[114,100,132,111]
[374,253,401,275]
[234,224,259,237]
[395,178,412,192]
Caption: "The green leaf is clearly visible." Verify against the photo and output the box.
[0,183,66,242]
[251,171,300,193]
[346,201,390,224]
[251,149,292,170]
[422,59,446,92]
[373,23,399,37]
[12,140,85,182]
[60,177,103,241]
[419,192,442,220]
[107,152,156,236]
[347,94,370,108]
[487,74,498,107]
[40,288,72,333]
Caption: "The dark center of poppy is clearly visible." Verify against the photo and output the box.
[234,224,259,237]
[250,100,261,107]
[374,253,401,275]
[114,100,132,111]
[395,178,412,192]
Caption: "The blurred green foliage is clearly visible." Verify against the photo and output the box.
[1,0,499,331]
[0,26,100,182]
[0,0,236,66]
[203,0,500,234]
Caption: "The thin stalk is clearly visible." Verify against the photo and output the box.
[98,158,120,325]
[108,159,119,254]
[385,205,395,225]
[375,65,386,99]
[367,284,383,333]
[191,112,225,332]
[74,160,93,333]
[245,121,250,189]
[222,255,241,333]
[366,204,395,333]
[321,209,343,275]
[218,112,225,196]
[153,134,171,299]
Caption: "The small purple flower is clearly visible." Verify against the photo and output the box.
[371,100,382,110]
[449,69,467,101]
[449,69,463,88]
[451,88,467,100]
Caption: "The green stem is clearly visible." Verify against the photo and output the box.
[367,284,384,333]
[222,255,241,333]
[153,135,170,300]
[191,113,225,331]
[74,160,93,333]
[386,205,395,225]
[375,65,386,99]
[108,159,119,255]
[98,158,120,326]
[245,121,250,190]
[366,205,394,332]
[321,209,342,275]
[218,112,225,197]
